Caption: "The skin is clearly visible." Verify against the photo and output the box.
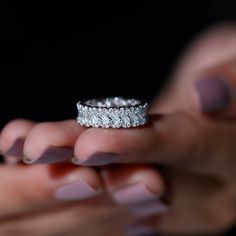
[1,23,236,235]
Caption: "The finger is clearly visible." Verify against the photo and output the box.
[102,165,169,218]
[73,125,156,166]
[193,60,236,118]
[0,119,36,164]
[0,164,103,217]
[152,24,236,117]
[23,120,85,164]
[151,169,235,235]
[0,203,125,236]
[73,112,201,166]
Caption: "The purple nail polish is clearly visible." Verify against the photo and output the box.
[5,138,24,160]
[125,223,156,236]
[24,146,73,164]
[73,152,119,166]
[113,182,159,206]
[129,199,170,218]
[54,181,101,201]
[194,77,233,112]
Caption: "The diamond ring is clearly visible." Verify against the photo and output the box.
[76,97,148,128]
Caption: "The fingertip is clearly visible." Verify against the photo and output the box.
[24,120,83,164]
[102,165,169,217]
[52,165,103,201]
[103,165,165,197]
[0,119,35,161]
[66,166,103,191]
[74,127,156,166]
[193,75,234,114]
[74,128,125,158]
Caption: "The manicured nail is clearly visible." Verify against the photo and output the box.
[194,77,233,112]
[129,199,170,217]
[5,138,24,159]
[73,152,119,166]
[124,223,156,236]
[54,180,101,201]
[113,182,160,206]
[23,146,73,164]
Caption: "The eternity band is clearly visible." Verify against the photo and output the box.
[76,97,148,128]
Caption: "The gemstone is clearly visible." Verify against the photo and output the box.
[99,111,111,127]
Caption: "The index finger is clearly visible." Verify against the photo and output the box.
[73,112,201,166]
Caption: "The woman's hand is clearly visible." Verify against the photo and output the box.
[67,24,236,234]
[2,23,236,235]
[0,120,141,236]
[102,24,236,235]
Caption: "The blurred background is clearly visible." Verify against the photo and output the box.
[1,1,236,233]
[1,1,236,125]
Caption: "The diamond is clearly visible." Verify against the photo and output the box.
[109,109,121,128]
[120,108,130,128]
[99,111,110,128]
[126,108,139,126]
[90,109,100,127]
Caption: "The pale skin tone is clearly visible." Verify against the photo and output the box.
[1,23,236,235]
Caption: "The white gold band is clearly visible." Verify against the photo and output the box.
[76,97,148,128]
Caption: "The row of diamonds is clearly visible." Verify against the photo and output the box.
[77,103,148,128]
[84,97,141,108]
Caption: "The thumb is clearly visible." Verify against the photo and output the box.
[193,61,236,118]
[151,24,236,117]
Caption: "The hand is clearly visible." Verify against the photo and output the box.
[101,23,236,234]
[72,23,236,234]
[0,121,128,235]
[2,23,236,235]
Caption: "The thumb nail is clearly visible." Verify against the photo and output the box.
[194,77,233,112]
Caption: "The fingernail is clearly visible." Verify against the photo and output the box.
[5,138,24,159]
[194,77,233,112]
[113,182,160,206]
[129,199,170,218]
[124,223,156,236]
[54,180,101,201]
[73,152,119,166]
[23,146,73,164]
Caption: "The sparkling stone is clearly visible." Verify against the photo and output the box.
[84,108,92,126]
[109,109,121,128]
[90,109,100,127]
[78,109,85,125]
[120,109,131,127]
[126,109,139,126]
[99,111,111,128]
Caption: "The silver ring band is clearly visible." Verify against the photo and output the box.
[76,97,148,128]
